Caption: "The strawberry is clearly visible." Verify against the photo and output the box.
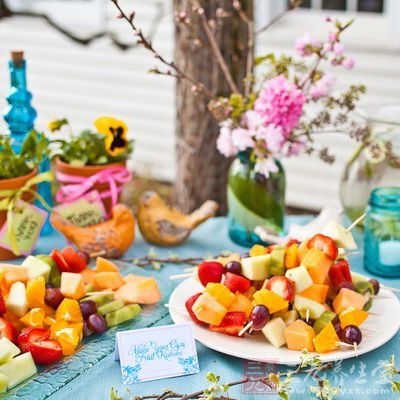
[30,340,63,365]
[0,318,19,343]
[265,276,295,302]
[51,249,71,273]
[223,272,251,293]
[18,327,50,353]
[61,246,87,273]
[329,260,353,289]
[308,234,338,260]
[209,312,246,336]
[197,261,224,287]
[0,290,6,315]
[185,293,207,326]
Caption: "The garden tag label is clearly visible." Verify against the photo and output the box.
[115,324,199,384]
[0,200,48,256]
[54,190,106,227]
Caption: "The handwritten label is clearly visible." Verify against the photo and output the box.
[0,200,48,255]
[115,324,199,384]
[54,191,105,227]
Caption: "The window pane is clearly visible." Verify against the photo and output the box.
[357,0,383,12]
[322,0,346,10]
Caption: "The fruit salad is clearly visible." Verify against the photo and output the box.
[184,220,380,354]
[0,247,161,393]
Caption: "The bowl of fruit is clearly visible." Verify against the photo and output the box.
[0,246,163,396]
[168,221,400,365]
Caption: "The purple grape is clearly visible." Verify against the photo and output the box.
[369,279,380,295]
[77,251,91,265]
[226,261,242,275]
[80,300,97,320]
[45,288,64,310]
[331,317,342,335]
[83,321,94,338]
[45,283,53,289]
[340,325,362,345]
[88,314,107,334]
[338,281,355,291]
[304,318,315,327]
[250,305,270,330]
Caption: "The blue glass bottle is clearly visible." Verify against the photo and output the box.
[3,51,53,234]
[364,187,400,277]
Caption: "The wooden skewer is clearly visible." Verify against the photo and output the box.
[183,267,197,273]
[169,272,195,280]
[89,250,106,258]
[238,321,253,337]
[346,213,366,232]
[305,309,310,323]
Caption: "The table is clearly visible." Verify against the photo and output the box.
[31,216,399,399]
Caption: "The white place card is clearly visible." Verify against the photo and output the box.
[115,324,199,384]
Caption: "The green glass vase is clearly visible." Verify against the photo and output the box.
[227,155,285,247]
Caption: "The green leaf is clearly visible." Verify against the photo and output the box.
[255,53,275,65]
[391,381,400,392]
[109,388,123,400]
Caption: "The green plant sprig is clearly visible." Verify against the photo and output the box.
[0,130,48,179]
[382,355,400,393]
[109,350,337,400]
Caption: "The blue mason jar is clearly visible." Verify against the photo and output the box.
[364,187,400,277]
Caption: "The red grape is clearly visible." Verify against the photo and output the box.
[338,281,355,291]
[369,279,380,295]
[340,325,362,345]
[226,261,242,275]
[331,317,342,335]
[80,301,97,320]
[250,305,270,331]
[83,321,94,338]
[87,314,107,334]
[45,288,64,310]
[77,251,91,265]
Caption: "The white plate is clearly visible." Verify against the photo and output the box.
[169,277,400,365]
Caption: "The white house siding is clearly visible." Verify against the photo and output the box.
[0,1,399,210]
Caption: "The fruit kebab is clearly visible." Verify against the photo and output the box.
[179,220,383,354]
[0,246,162,394]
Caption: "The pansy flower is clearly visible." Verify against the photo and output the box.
[94,116,129,156]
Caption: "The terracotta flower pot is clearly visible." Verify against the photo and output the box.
[55,158,128,215]
[0,168,37,260]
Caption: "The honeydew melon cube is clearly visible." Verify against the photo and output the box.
[321,220,357,250]
[0,372,8,393]
[285,266,313,293]
[0,337,21,358]
[6,281,28,317]
[294,295,326,320]
[241,255,271,281]
[262,318,287,348]
[0,352,37,389]
[22,255,51,281]
[0,348,12,365]
[269,247,285,276]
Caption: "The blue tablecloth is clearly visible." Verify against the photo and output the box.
[31,216,399,400]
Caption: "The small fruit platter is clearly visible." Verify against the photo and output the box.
[0,247,169,399]
[169,220,400,365]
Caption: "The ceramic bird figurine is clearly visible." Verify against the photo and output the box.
[137,191,218,246]
[50,203,135,258]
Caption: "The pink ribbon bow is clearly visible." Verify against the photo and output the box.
[55,166,132,213]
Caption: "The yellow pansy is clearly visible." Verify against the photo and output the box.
[94,116,129,156]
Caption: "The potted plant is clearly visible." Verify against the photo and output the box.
[49,117,133,215]
[0,131,49,260]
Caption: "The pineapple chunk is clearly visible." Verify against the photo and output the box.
[321,220,357,250]
[293,295,326,320]
[192,292,227,326]
[241,255,271,280]
[285,266,313,293]
[6,281,28,317]
[262,318,287,348]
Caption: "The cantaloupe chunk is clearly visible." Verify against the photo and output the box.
[313,322,339,353]
[1,265,28,286]
[205,283,235,309]
[93,272,124,291]
[123,274,148,284]
[284,319,316,352]
[299,284,329,304]
[301,248,332,284]
[285,243,300,269]
[115,277,161,304]
[96,257,119,272]
[80,268,96,285]
[297,239,310,261]
[60,272,86,300]
[253,289,288,314]
[339,308,368,329]
[192,292,227,326]
[333,288,365,315]
[26,276,46,308]
[228,292,252,317]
